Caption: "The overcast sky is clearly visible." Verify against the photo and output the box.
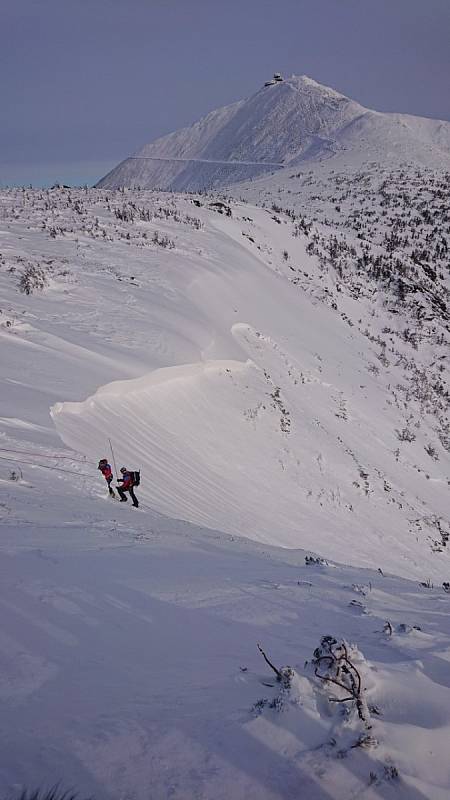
[1,0,450,187]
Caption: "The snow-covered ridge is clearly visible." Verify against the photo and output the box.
[1,185,450,800]
[97,74,450,191]
[1,186,448,581]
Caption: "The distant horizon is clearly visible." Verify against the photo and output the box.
[2,0,450,187]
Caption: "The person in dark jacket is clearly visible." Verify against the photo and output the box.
[117,467,139,507]
[98,458,115,496]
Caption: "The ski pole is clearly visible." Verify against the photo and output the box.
[108,438,119,480]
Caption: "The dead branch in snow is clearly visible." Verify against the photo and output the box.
[312,637,371,727]
[257,643,283,681]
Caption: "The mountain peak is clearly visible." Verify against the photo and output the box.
[286,73,349,98]
[97,75,450,191]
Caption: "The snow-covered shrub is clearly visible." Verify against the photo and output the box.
[114,204,135,223]
[424,443,439,461]
[310,636,372,728]
[305,554,328,566]
[395,426,416,442]
[152,231,175,249]
[254,636,377,761]
[183,214,203,230]
[292,216,312,236]
[19,264,49,295]
[256,637,373,726]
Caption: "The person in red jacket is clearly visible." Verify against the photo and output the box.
[117,467,139,507]
[98,458,115,497]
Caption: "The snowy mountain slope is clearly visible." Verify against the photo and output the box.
[1,187,450,799]
[97,75,450,191]
[3,467,450,800]
[1,188,448,580]
[231,163,450,338]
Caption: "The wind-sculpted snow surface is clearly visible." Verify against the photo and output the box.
[2,472,450,800]
[0,186,447,579]
[0,186,450,799]
[51,320,447,578]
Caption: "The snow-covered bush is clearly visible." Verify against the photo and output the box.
[424,443,439,461]
[152,231,175,249]
[305,554,328,566]
[256,636,374,735]
[310,636,372,728]
[395,426,416,442]
[18,264,49,295]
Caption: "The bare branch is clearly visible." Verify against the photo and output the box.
[257,643,283,681]
[312,637,370,726]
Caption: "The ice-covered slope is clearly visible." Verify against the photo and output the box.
[97,75,450,191]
